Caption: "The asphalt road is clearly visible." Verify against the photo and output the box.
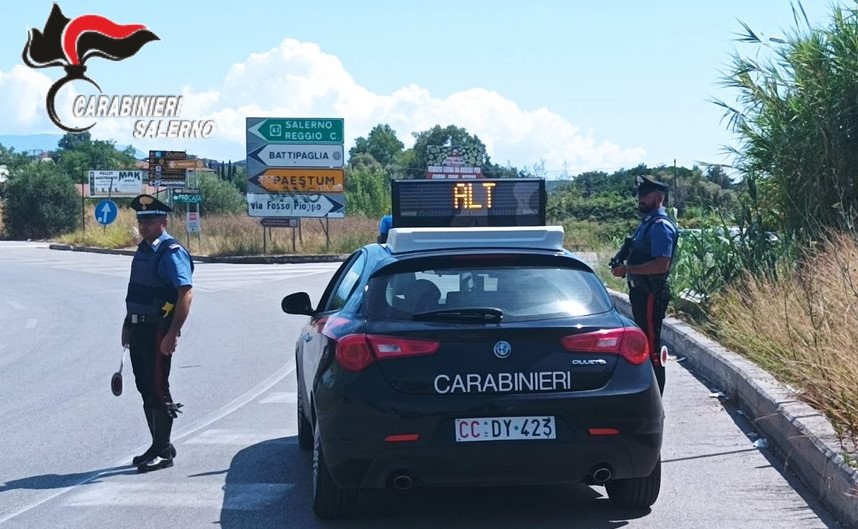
[0,241,843,529]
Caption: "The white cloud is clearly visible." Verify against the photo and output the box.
[0,65,74,132]
[0,38,646,173]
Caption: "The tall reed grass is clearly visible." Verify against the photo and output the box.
[709,233,858,448]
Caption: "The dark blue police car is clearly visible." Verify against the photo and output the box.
[281,179,663,518]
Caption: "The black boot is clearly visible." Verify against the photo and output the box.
[137,409,175,473]
[132,408,155,466]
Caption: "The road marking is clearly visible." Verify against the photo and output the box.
[25,319,37,329]
[0,244,50,248]
[0,362,296,525]
[184,428,296,445]
[65,482,294,509]
[7,300,24,310]
[258,391,297,404]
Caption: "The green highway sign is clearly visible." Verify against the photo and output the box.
[172,188,202,203]
[247,118,344,144]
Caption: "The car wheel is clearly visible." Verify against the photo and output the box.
[605,459,661,509]
[312,425,357,518]
[296,384,313,450]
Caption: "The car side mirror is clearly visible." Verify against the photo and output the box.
[282,292,314,315]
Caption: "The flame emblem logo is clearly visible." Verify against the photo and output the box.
[22,4,159,132]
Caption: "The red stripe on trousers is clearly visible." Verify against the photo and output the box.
[646,293,657,360]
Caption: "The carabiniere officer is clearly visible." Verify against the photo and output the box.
[611,176,678,394]
[121,194,194,472]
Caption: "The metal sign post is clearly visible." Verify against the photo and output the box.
[104,176,113,234]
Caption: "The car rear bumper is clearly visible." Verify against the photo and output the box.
[316,385,663,489]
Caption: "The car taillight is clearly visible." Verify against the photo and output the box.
[367,334,439,359]
[335,335,375,372]
[335,334,440,372]
[560,328,650,365]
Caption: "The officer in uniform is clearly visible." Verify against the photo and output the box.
[377,214,393,244]
[611,176,678,394]
[121,194,194,472]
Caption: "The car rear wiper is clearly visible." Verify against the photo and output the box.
[412,307,503,323]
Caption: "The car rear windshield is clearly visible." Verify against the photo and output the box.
[365,261,612,322]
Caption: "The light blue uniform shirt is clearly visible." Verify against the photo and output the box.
[149,231,193,287]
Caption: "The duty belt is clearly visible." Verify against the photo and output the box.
[129,314,161,324]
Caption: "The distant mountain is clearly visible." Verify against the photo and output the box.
[0,134,145,158]
[0,134,63,153]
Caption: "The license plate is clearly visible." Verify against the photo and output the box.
[455,416,556,442]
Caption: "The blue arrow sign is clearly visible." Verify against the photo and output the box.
[95,199,118,226]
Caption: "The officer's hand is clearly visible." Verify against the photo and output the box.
[160,331,178,356]
[611,265,627,278]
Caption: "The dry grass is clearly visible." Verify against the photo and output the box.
[709,232,858,447]
[57,206,379,256]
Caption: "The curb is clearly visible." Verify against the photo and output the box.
[609,289,858,528]
[47,244,349,264]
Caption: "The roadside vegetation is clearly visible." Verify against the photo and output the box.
[701,3,858,448]
[1,2,857,447]
[710,233,858,447]
[56,204,379,256]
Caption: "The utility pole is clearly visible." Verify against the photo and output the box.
[673,159,678,212]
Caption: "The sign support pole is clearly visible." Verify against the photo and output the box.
[318,217,330,250]
[186,202,191,249]
[81,190,86,234]
[196,202,201,248]
[104,177,113,234]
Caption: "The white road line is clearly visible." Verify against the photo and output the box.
[195,272,326,284]
[184,428,296,445]
[0,244,50,248]
[0,362,295,525]
[258,392,297,404]
[65,482,294,509]
[25,319,37,329]
[0,259,51,264]
[171,363,295,442]
[7,301,24,310]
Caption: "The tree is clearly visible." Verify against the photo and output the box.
[198,172,245,214]
[3,162,78,238]
[348,152,384,172]
[408,125,489,178]
[53,132,138,183]
[715,4,858,238]
[483,161,528,178]
[349,124,404,167]
[345,164,389,217]
[57,131,92,151]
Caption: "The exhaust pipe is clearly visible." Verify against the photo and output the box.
[591,466,612,484]
[392,474,413,491]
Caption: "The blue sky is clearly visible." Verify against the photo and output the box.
[0,1,843,175]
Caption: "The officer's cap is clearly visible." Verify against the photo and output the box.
[636,175,669,195]
[130,194,171,219]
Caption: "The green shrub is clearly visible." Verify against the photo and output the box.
[199,173,245,214]
[3,162,79,239]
